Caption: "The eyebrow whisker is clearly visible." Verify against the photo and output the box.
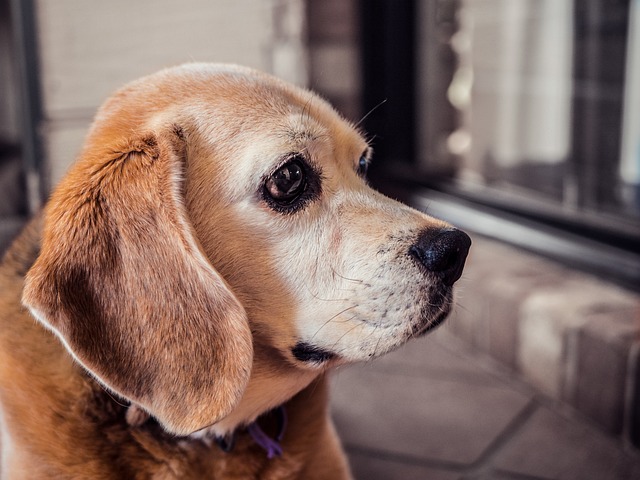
[353,98,387,129]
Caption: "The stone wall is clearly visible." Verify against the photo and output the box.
[452,235,640,448]
[33,0,308,191]
[31,0,359,193]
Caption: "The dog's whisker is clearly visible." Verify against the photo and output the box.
[353,98,387,130]
[365,133,378,147]
[311,305,359,340]
[454,301,471,314]
[372,327,383,359]
[329,265,365,285]
[357,322,381,357]
[330,321,365,352]
[300,94,315,129]
[301,282,350,303]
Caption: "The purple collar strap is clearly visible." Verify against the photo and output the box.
[216,406,287,459]
[248,406,287,459]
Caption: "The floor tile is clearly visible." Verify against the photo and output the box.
[370,331,497,385]
[492,407,640,480]
[330,365,531,466]
[460,471,551,480]
[346,449,461,480]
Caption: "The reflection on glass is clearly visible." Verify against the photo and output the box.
[418,0,639,235]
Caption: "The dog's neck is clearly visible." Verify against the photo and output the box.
[123,397,288,459]
[86,333,323,441]
[86,372,286,457]
[214,405,287,458]
[195,371,320,439]
[191,342,322,438]
[111,351,322,441]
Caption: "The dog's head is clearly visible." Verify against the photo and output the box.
[22,64,470,436]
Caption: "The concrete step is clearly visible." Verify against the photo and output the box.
[451,235,640,448]
[331,329,640,479]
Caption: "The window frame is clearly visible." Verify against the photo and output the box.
[359,0,640,290]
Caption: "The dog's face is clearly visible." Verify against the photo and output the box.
[22,64,470,436]
[186,92,455,364]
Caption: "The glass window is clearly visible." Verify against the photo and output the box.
[417,0,639,239]
[361,0,639,286]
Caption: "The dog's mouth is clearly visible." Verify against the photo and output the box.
[291,342,337,364]
[290,284,454,367]
[409,283,454,336]
[416,300,452,336]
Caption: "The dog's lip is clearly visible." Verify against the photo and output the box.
[417,306,450,336]
[415,288,453,336]
[291,341,337,365]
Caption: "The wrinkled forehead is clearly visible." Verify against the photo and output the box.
[187,76,369,188]
[225,78,365,150]
[249,108,368,167]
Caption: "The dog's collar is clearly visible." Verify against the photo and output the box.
[215,406,287,459]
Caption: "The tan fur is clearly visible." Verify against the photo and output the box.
[0,64,467,479]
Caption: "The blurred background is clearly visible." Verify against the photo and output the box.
[1,0,640,478]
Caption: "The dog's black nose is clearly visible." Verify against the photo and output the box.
[410,228,472,286]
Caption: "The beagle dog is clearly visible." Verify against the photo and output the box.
[0,63,470,479]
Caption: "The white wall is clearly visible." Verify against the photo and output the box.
[35,0,307,188]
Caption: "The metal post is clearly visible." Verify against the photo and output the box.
[9,0,44,212]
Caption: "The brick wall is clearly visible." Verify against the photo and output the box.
[453,236,640,448]
[34,0,308,191]
[17,0,362,202]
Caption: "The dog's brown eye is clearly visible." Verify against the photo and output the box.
[262,156,321,214]
[265,159,306,203]
[357,156,370,177]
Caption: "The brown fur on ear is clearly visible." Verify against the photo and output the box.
[22,126,253,436]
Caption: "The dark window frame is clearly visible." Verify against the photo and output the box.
[359,0,640,290]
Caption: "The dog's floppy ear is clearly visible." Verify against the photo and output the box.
[22,126,253,436]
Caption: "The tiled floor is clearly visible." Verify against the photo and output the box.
[330,328,640,480]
